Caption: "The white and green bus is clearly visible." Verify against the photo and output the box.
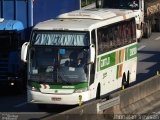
[21,9,137,106]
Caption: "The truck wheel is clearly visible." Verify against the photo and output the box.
[144,20,151,38]
[96,0,104,8]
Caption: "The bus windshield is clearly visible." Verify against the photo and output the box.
[103,0,139,10]
[31,31,89,46]
[28,46,89,85]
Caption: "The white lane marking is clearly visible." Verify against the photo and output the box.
[138,45,146,51]
[154,36,160,41]
[14,102,27,108]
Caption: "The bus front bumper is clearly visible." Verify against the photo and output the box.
[27,90,90,105]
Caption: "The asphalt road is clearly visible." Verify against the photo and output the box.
[0,32,160,120]
[136,32,160,83]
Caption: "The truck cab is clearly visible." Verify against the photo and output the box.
[0,18,25,91]
[96,0,160,40]
[96,0,144,40]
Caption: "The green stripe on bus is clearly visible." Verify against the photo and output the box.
[30,82,88,90]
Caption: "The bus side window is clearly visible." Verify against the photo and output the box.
[127,22,132,43]
[126,22,132,44]
[104,30,110,52]
[132,20,136,42]
[122,23,127,45]
[116,25,121,48]
[118,24,123,47]
[108,28,114,50]
[101,30,108,52]
[113,26,118,48]
[97,29,103,54]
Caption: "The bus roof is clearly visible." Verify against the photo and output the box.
[58,9,117,20]
[33,9,135,31]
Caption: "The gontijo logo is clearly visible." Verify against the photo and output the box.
[129,47,137,57]
[100,57,110,68]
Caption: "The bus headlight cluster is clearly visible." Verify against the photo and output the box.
[27,85,40,92]
[74,88,88,93]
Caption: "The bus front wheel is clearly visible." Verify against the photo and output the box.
[122,73,127,90]
[96,84,101,99]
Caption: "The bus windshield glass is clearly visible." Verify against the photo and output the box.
[103,0,139,10]
[31,31,89,46]
[28,46,89,85]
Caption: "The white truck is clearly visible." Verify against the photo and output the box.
[96,0,160,40]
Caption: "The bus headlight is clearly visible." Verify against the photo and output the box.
[74,88,88,93]
[27,85,40,92]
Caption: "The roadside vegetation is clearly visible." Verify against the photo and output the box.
[81,0,95,7]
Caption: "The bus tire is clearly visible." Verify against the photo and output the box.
[96,84,101,99]
[122,73,127,90]
[126,71,130,87]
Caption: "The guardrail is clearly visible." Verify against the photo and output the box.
[97,96,120,113]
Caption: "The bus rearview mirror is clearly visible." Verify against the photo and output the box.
[90,44,95,63]
[21,42,29,62]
